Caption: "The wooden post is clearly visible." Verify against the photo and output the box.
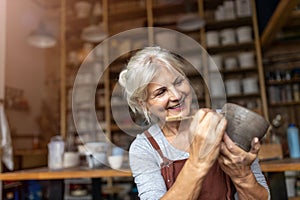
[60,0,67,139]
[146,0,154,46]
[251,0,269,121]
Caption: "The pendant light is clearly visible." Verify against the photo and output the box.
[27,21,57,49]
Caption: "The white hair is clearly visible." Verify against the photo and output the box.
[118,46,186,123]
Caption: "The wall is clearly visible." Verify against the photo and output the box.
[0,0,7,100]
[5,0,60,149]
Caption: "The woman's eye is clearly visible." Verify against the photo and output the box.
[175,78,184,86]
[154,88,166,97]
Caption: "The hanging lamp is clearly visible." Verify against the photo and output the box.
[27,21,57,48]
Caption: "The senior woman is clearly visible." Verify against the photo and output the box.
[118,46,269,200]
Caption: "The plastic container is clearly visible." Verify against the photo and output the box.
[287,124,300,158]
[48,136,65,170]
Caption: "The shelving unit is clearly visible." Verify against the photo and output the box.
[61,0,110,149]
[260,1,300,151]
[263,40,300,138]
[200,0,269,119]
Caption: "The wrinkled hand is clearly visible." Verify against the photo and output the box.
[188,109,227,170]
[218,133,260,182]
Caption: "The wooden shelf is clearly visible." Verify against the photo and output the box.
[269,101,300,107]
[205,17,252,30]
[202,0,224,10]
[221,66,257,75]
[152,2,189,17]
[226,93,261,99]
[260,158,300,172]
[108,8,147,23]
[267,78,300,85]
[207,42,255,54]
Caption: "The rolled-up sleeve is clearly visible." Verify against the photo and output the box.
[129,136,167,200]
[250,158,270,200]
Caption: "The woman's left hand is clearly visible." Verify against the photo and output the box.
[218,133,260,183]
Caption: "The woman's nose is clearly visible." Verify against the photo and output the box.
[168,87,181,100]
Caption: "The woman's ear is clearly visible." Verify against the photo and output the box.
[137,98,145,108]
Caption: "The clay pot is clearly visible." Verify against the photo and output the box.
[221,103,270,152]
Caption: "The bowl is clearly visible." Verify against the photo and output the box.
[63,152,80,168]
[86,152,107,168]
[220,103,270,152]
[108,155,123,169]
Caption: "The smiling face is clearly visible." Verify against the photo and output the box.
[145,66,193,122]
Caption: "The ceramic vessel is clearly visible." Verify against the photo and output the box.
[206,31,219,47]
[225,79,241,96]
[209,55,222,71]
[86,152,106,168]
[224,57,238,70]
[108,155,123,169]
[242,76,258,94]
[236,26,252,43]
[220,28,236,45]
[238,51,255,68]
[221,103,270,151]
[63,152,80,168]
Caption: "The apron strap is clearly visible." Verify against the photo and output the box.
[144,130,170,165]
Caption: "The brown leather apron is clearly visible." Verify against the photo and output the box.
[145,130,235,200]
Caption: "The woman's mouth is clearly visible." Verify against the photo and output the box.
[168,101,184,111]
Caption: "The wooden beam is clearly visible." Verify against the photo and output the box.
[60,0,67,139]
[261,0,300,49]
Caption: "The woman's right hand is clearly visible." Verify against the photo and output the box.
[188,109,227,171]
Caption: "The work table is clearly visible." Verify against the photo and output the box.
[0,166,132,200]
[0,158,299,181]
[0,166,132,181]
